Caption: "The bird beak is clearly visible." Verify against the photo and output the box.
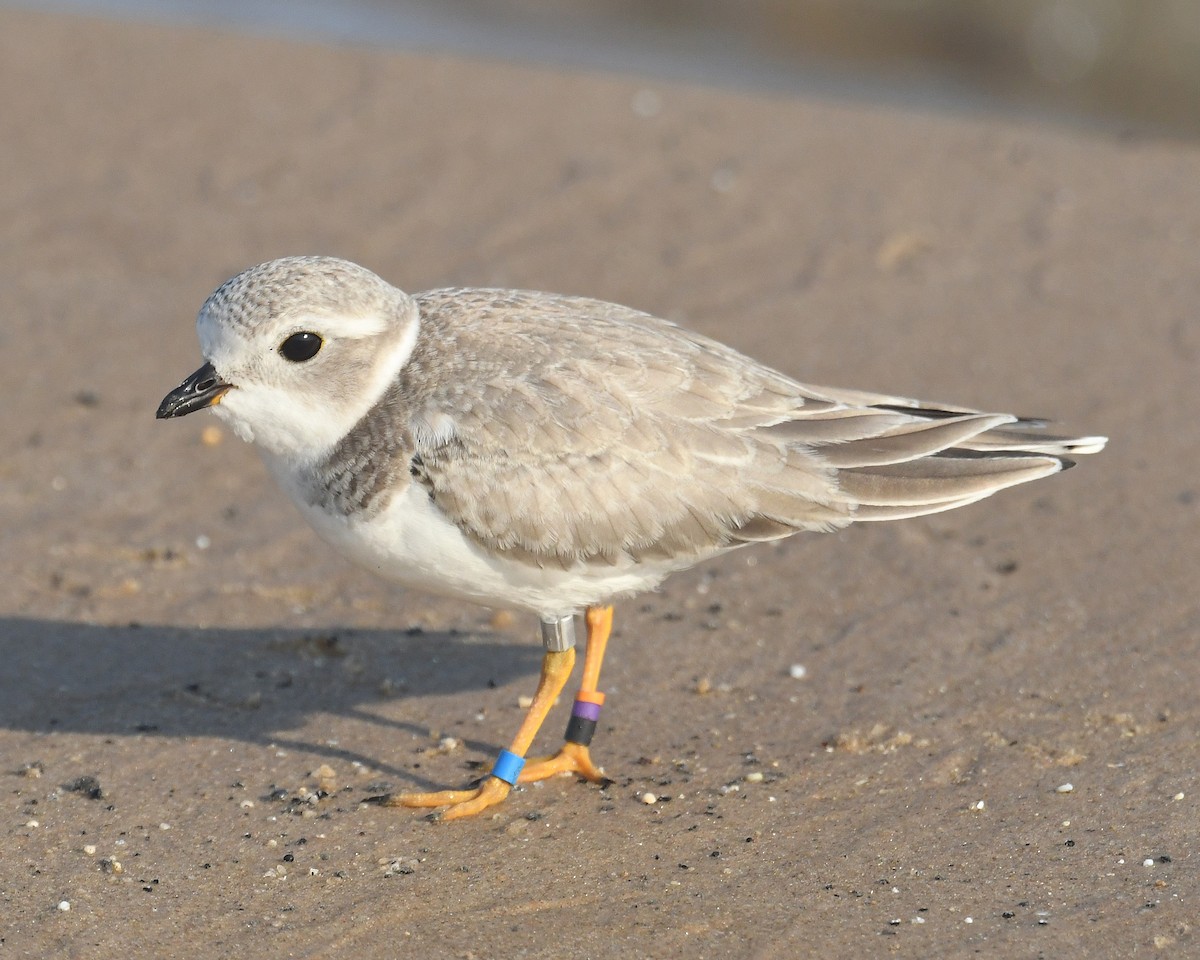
[156,361,232,419]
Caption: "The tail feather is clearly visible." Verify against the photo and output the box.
[836,454,1064,508]
[772,387,1106,524]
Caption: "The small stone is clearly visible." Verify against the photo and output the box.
[82,845,97,856]
[57,901,71,912]
[381,857,418,877]
[517,695,534,709]
[743,771,764,783]
[1055,783,1074,793]
[640,792,658,805]
[63,775,104,799]
[788,664,807,680]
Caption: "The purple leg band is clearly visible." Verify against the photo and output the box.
[572,699,602,722]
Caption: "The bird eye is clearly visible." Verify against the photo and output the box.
[279,332,323,362]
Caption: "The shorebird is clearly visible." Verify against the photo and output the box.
[158,256,1104,819]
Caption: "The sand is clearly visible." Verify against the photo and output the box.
[2,8,1197,957]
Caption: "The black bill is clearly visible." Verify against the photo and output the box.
[156,361,231,419]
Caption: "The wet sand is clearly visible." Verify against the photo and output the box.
[2,8,1197,957]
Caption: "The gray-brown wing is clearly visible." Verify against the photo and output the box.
[401,289,1104,566]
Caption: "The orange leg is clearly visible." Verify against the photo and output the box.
[378,646,576,820]
[519,605,613,785]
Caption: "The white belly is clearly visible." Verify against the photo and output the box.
[274,465,666,617]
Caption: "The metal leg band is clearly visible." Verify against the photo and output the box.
[540,614,577,652]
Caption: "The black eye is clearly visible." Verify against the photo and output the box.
[279,332,323,362]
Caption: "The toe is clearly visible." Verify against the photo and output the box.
[368,786,482,809]
[435,778,513,821]
[519,743,607,784]
[368,778,513,818]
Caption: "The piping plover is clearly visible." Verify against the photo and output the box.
[158,256,1105,819]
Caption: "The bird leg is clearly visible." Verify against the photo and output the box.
[519,605,613,785]
[381,645,576,820]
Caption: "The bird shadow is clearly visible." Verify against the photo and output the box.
[0,616,542,790]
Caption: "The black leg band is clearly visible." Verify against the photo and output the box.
[564,714,598,747]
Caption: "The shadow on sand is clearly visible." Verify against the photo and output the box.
[0,616,543,788]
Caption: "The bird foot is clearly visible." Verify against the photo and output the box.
[368,776,513,821]
[519,742,610,785]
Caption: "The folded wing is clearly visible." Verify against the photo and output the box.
[403,290,1105,566]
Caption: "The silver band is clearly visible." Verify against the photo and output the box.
[540,613,576,652]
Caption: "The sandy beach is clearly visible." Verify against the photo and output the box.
[2,8,1198,956]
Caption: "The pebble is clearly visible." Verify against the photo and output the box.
[788,664,807,680]
[640,791,658,805]
[57,901,71,912]
[1055,783,1074,793]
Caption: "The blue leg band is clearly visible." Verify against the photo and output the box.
[491,749,525,786]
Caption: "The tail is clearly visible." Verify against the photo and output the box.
[785,387,1106,522]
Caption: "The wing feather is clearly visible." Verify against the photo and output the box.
[377,289,1104,568]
